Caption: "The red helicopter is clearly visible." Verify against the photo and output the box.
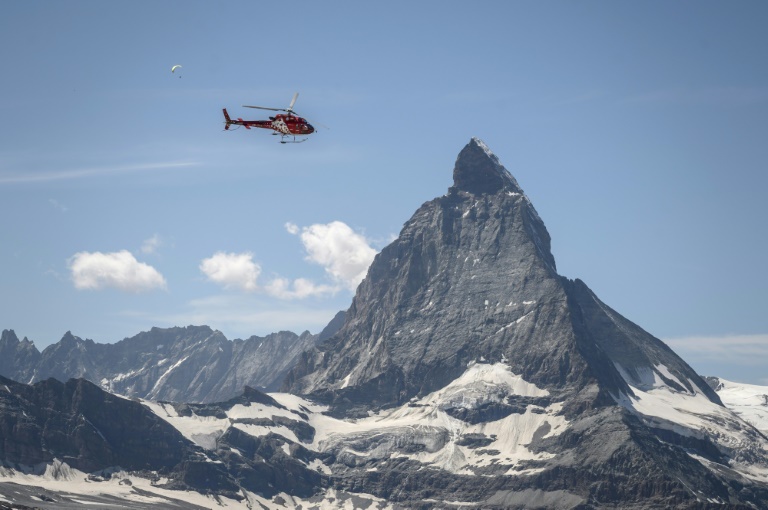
[223,92,315,143]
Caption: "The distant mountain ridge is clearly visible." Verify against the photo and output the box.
[0,311,344,403]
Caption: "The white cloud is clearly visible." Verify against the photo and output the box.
[200,252,260,292]
[198,221,377,300]
[141,234,162,254]
[69,250,167,293]
[287,221,377,291]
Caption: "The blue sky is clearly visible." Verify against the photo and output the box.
[1,2,767,384]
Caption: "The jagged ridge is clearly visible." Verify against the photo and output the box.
[0,312,344,403]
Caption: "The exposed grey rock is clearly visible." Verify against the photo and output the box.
[704,375,724,391]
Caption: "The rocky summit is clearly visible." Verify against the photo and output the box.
[282,137,768,507]
[286,137,720,416]
[1,138,767,509]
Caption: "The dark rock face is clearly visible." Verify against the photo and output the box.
[0,375,191,473]
[0,313,344,403]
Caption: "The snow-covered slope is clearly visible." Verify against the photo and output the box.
[0,461,242,510]
[143,361,567,479]
[0,460,393,510]
[708,377,768,435]
[613,367,768,486]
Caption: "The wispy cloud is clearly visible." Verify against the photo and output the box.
[48,199,68,212]
[664,334,768,366]
[141,234,163,255]
[625,86,768,106]
[68,250,167,293]
[264,277,338,300]
[0,161,199,184]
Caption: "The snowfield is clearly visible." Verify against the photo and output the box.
[307,362,567,475]
[713,378,768,435]
[141,362,568,478]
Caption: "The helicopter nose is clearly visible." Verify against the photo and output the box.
[306,123,315,133]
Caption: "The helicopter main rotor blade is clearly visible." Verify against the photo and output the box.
[287,92,299,113]
[242,105,286,112]
[243,93,301,114]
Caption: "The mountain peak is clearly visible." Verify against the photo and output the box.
[1,329,19,345]
[61,331,78,344]
[452,137,522,195]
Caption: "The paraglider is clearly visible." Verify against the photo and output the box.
[171,65,182,77]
